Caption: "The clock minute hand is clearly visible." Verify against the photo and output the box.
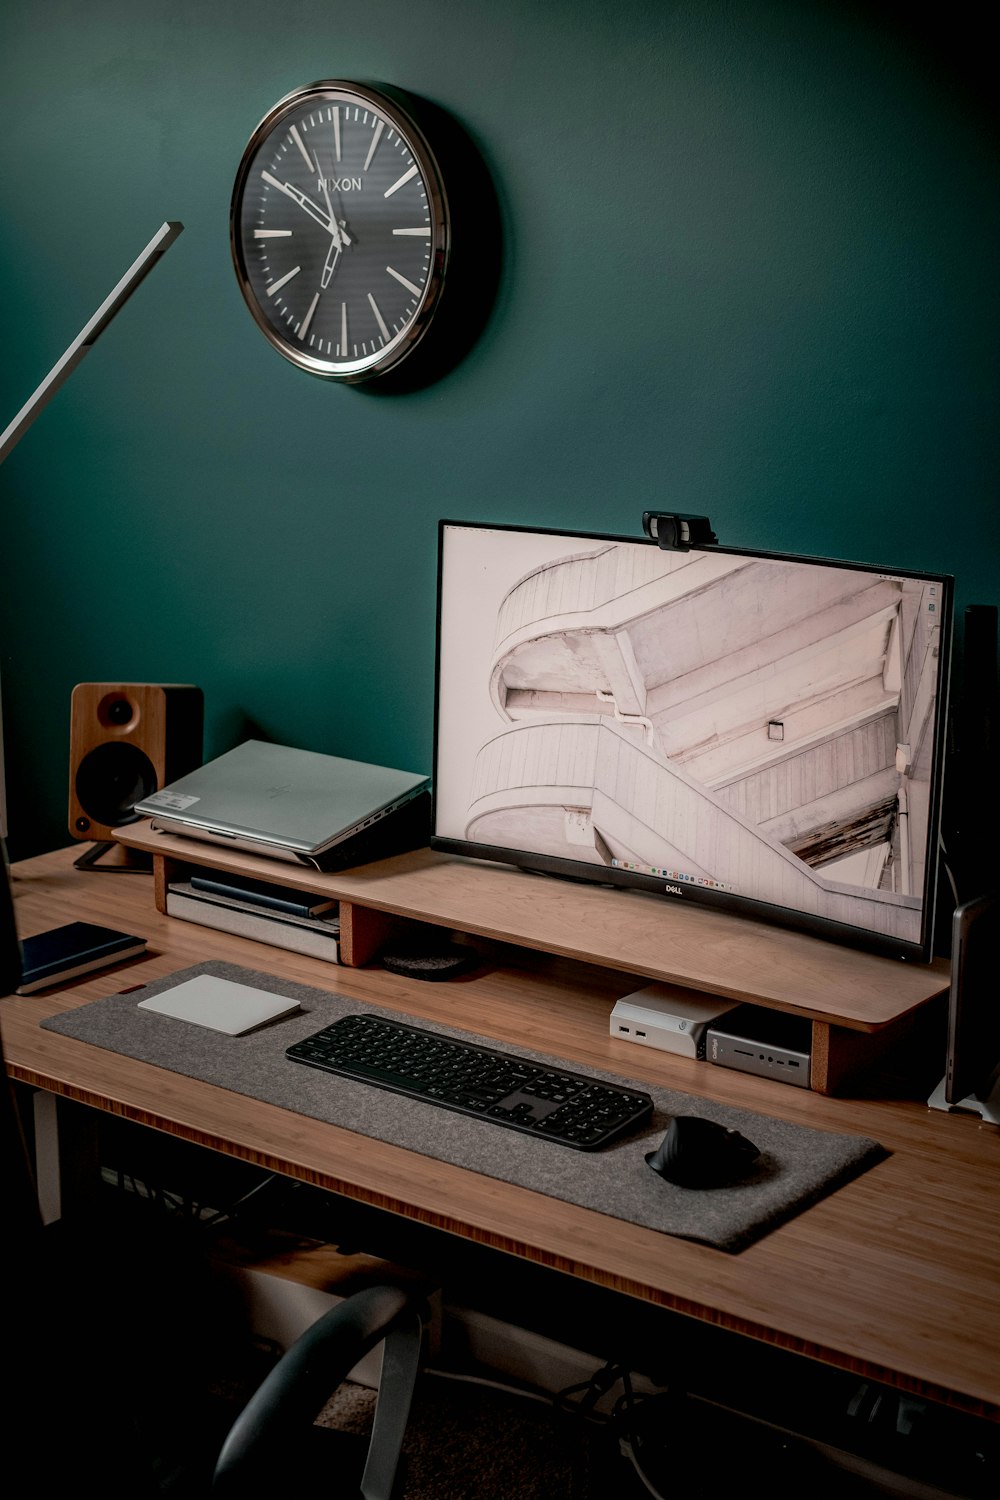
[261,172,350,243]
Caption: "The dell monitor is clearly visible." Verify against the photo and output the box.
[431,521,953,964]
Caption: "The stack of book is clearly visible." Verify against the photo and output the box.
[166,871,340,963]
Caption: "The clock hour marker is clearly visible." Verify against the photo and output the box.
[340,301,347,356]
[384,163,419,199]
[289,124,314,171]
[368,293,391,342]
[392,227,431,236]
[363,119,384,172]
[267,264,301,296]
[254,228,292,238]
[333,107,341,163]
[298,292,320,340]
[386,265,422,297]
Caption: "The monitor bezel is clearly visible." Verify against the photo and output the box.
[430,519,954,964]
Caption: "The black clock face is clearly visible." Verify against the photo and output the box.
[231,82,449,382]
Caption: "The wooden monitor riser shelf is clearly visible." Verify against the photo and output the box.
[113,820,950,1096]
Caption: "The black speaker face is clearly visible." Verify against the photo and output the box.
[73,743,158,831]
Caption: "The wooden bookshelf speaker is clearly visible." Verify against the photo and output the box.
[68,684,204,853]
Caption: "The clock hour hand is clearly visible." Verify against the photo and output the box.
[321,236,341,289]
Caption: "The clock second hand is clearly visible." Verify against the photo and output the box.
[315,150,347,290]
[315,152,348,251]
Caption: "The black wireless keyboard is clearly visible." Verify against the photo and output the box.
[286,1013,654,1150]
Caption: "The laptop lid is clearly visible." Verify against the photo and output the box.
[134,740,429,861]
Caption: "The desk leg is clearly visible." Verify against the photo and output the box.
[31,1092,102,1224]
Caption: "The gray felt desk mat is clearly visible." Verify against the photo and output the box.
[42,960,886,1254]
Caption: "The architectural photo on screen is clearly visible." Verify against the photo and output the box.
[433,523,952,961]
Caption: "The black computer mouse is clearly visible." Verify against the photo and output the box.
[645,1115,761,1188]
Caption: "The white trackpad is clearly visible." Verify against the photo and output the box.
[138,975,301,1035]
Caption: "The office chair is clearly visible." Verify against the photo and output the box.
[1,852,430,1499]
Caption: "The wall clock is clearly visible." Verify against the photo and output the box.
[231,80,475,386]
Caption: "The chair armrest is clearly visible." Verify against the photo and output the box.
[212,1282,429,1499]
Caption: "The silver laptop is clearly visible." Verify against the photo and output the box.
[134,740,429,866]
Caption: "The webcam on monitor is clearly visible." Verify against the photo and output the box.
[641,511,719,551]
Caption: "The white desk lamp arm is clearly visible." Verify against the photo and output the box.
[0,220,184,463]
[0,219,184,840]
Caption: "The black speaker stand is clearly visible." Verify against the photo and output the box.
[72,841,152,874]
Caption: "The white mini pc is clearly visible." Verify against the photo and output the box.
[610,983,738,1060]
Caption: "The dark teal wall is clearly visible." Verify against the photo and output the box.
[1,0,997,860]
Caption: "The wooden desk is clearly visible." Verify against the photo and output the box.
[3,844,999,1426]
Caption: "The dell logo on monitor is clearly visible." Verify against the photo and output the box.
[664,884,683,896]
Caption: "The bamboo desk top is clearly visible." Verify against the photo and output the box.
[2,844,998,1424]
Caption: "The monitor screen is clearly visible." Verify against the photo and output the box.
[431,521,953,963]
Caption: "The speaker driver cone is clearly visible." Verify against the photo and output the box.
[74,742,158,828]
